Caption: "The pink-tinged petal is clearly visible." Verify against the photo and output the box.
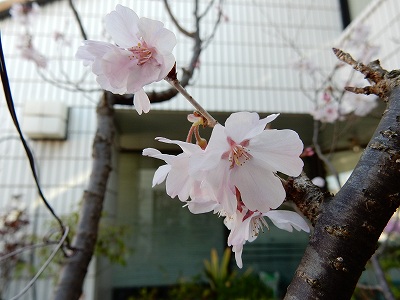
[205,162,237,215]
[231,161,286,212]
[125,60,162,93]
[75,40,116,66]
[153,52,176,81]
[186,199,218,214]
[250,129,304,176]
[151,27,177,54]
[134,89,151,115]
[100,48,136,91]
[105,5,139,48]
[96,74,126,95]
[264,210,310,233]
[152,164,171,186]
[137,17,165,47]
[224,112,279,143]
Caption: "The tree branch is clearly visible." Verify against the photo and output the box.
[370,254,396,300]
[285,72,400,299]
[163,0,195,38]
[53,92,115,300]
[68,0,88,40]
[284,172,329,226]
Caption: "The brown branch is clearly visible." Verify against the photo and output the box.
[332,48,399,100]
[285,76,400,299]
[53,92,115,300]
[163,0,195,38]
[284,172,330,226]
[68,0,88,40]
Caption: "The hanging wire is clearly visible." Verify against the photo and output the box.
[0,32,70,248]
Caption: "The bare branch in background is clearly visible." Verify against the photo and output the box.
[68,0,88,40]
[163,0,195,38]
[370,254,396,300]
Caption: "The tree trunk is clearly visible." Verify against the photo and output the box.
[53,92,114,300]
[285,86,400,299]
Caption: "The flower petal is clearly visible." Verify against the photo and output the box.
[150,27,177,54]
[155,137,202,154]
[249,129,304,176]
[152,164,171,186]
[264,210,310,233]
[75,40,116,66]
[232,244,244,269]
[105,4,140,48]
[231,161,286,212]
[125,60,162,93]
[134,89,151,114]
[137,17,164,46]
[224,112,279,143]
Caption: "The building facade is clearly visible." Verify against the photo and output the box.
[1,0,399,299]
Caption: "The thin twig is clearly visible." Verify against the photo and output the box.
[202,0,224,50]
[370,254,396,300]
[312,119,341,188]
[165,78,217,127]
[68,0,88,40]
[8,226,69,300]
[163,0,195,38]
[0,241,58,262]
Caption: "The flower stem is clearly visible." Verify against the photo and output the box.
[165,78,218,127]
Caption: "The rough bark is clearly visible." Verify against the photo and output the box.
[53,92,114,300]
[285,85,400,299]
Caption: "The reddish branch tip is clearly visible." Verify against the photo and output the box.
[166,62,177,81]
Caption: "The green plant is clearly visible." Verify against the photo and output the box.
[204,248,236,291]
[169,248,275,300]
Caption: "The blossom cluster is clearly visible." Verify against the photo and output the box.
[143,112,309,267]
[74,4,309,268]
[10,2,48,69]
[310,85,378,123]
[293,24,379,124]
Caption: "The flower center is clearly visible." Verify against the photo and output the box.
[227,137,252,169]
[129,41,152,65]
[250,214,269,238]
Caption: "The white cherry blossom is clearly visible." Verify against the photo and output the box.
[226,208,309,268]
[191,112,304,213]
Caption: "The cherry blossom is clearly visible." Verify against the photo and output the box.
[142,137,210,202]
[76,5,177,114]
[225,207,309,268]
[191,112,304,213]
[10,2,40,25]
[18,36,47,69]
[310,99,339,123]
[340,92,377,117]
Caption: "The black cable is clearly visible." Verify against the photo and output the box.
[0,32,69,246]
